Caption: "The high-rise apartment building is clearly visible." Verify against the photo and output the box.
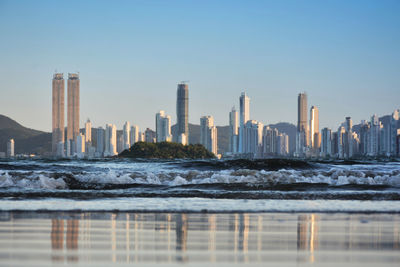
[262,126,279,155]
[67,73,80,142]
[239,92,250,153]
[7,139,14,158]
[123,121,131,150]
[85,119,92,143]
[96,127,105,157]
[298,93,308,135]
[156,111,172,142]
[309,106,319,148]
[200,116,218,155]
[321,128,332,157]
[75,133,85,159]
[368,114,381,156]
[130,125,139,145]
[229,107,239,154]
[104,124,117,157]
[145,128,156,143]
[176,83,189,143]
[296,92,308,157]
[243,120,263,158]
[390,110,399,156]
[276,133,289,156]
[52,73,65,155]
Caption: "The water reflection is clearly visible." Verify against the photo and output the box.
[51,218,79,262]
[1,212,399,265]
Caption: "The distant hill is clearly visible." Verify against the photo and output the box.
[0,114,51,155]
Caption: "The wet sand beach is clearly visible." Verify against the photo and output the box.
[0,212,399,266]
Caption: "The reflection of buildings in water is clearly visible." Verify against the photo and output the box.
[175,214,188,262]
[238,214,249,252]
[208,214,216,262]
[111,213,117,263]
[297,214,319,263]
[51,219,64,250]
[51,219,64,262]
[125,214,130,263]
[51,218,79,262]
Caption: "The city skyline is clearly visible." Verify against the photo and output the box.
[0,1,399,132]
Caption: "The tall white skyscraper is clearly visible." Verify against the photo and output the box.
[243,120,263,157]
[67,73,80,142]
[85,119,92,143]
[130,125,139,145]
[238,92,250,153]
[309,106,319,148]
[368,114,381,156]
[123,121,131,150]
[7,139,14,158]
[200,116,218,155]
[229,107,239,153]
[52,73,64,155]
[75,133,85,159]
[156,111,172,142]
[104,124,117,157]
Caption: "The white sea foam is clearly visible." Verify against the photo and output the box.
[0,166,399,190]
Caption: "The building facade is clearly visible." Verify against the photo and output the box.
[200,116,218,155]
[52,73,65,155]
[229,107,239,154]
[67,73,80,142]
[239,92,250,153]
[175,83,189,143]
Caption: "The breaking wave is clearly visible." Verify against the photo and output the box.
[0,161,399,200]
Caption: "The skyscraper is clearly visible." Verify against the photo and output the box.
[156,111,172,142]
[298,93,308,134]
[238,92,250,153]
[296,92,308,157]
[321,128,332,157]
[75,133,85,159]
[345,117,353,158]
[7,139,14,158]
[243,120,263,157]
[85,119,92,143]
[229,107,239,153]
[309,106,319,148]
[176,83,189,143]
[52,73,65,155]
[200,116,218,155]
[104,124,117,157]
[67,73,80,142]
[130,125,139,145]
[96,127,105,157]
[123,121,131,150]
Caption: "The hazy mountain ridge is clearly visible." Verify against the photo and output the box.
[0,115,51,155]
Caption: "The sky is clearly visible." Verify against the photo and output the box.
[0,0,399,132]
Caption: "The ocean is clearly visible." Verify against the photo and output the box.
[0,158,399,266]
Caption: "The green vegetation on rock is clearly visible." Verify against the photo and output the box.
[119,142,215,159]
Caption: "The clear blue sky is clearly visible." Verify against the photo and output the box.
[0,0,399,132]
